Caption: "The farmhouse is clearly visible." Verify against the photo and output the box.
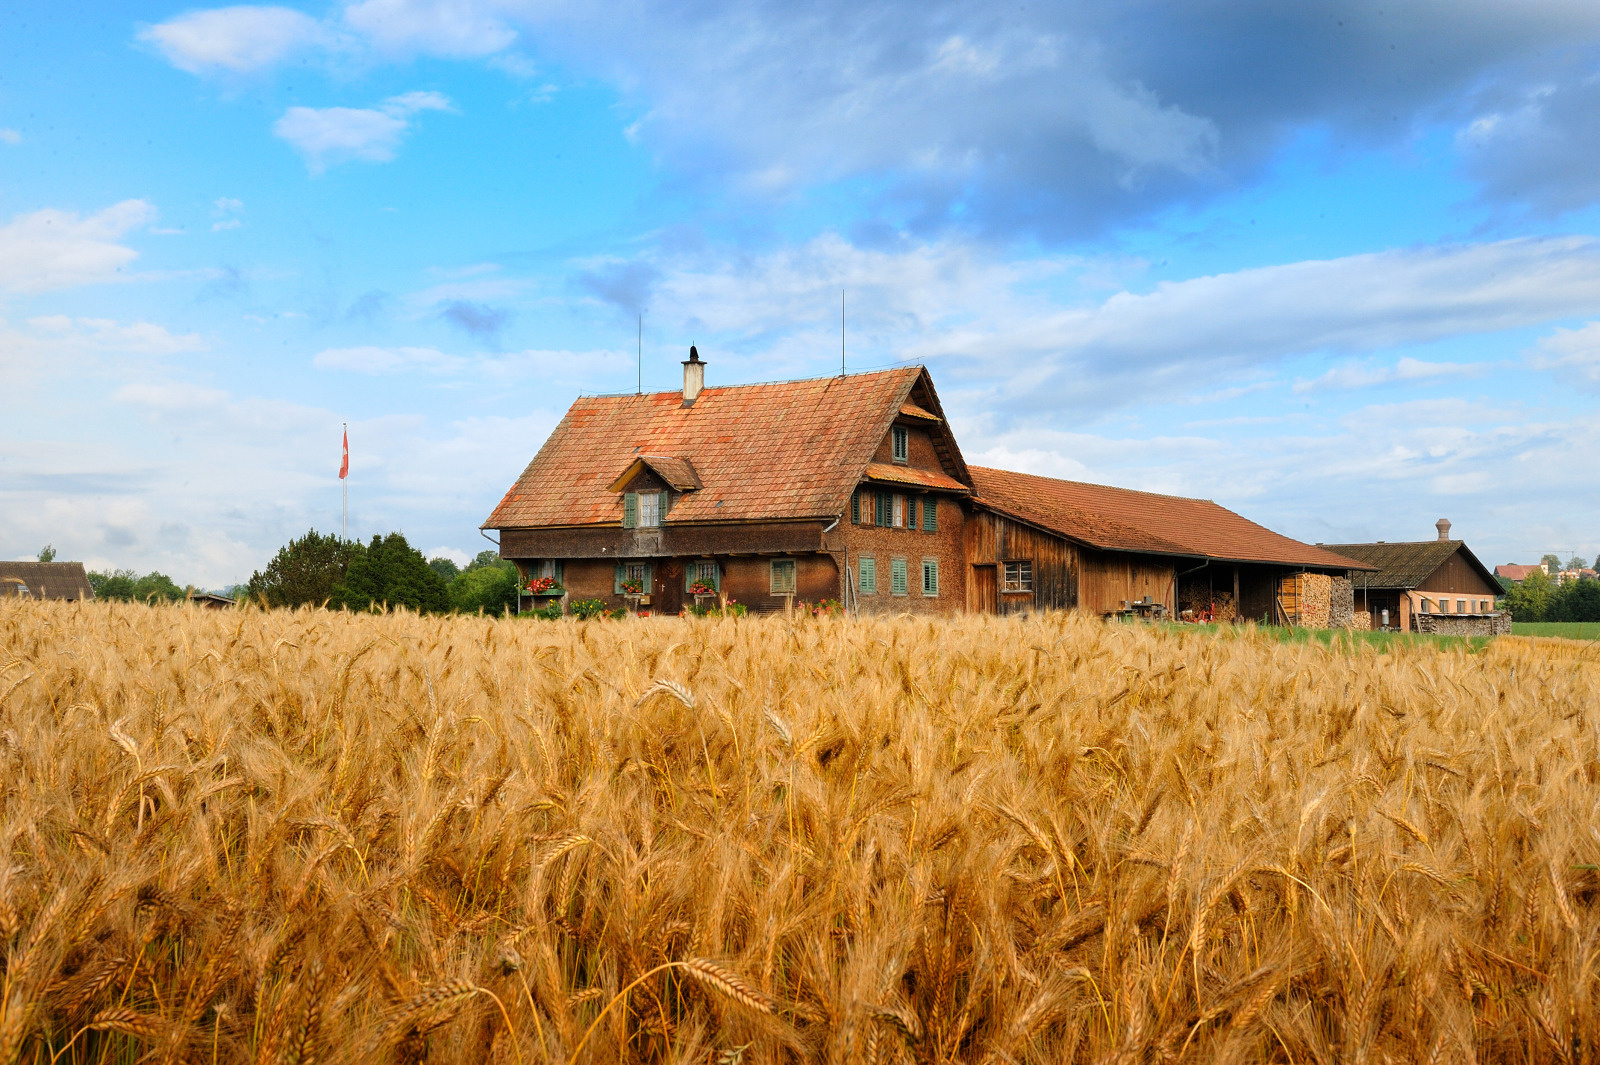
[0,561,95,601]
[484,355,1368,618]
[1320,521,1508,635]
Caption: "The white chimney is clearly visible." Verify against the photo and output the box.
[682,345,704,405]
[1436,517,1452,542]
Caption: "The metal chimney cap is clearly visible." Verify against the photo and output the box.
[684,345,702,364]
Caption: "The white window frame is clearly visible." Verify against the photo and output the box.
[892,494,905,528]
[638,491,662,527]
[1456,599,1466,614]
[1419,598,1431,613]
[1003,560,1033,592]
[770,558,797,595]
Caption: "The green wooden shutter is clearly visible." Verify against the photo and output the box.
[875,492,887,527]
[555,561,565,586]
[622,493,638,528]
[614,563,626,594]
[907,497,918,530]
[859,557,876,595]
[891,558,908,596]
[923,559,938,596]
[850,490,860,524]
[923,498,937,531]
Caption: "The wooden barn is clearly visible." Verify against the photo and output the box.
[483,355,1368,619]
[1321,521,1507,634]
[0,561,95,601]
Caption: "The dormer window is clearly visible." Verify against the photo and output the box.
[623,491,664,528]
[892,426,909,463]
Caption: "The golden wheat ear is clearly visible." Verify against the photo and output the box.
[682,959,776,1016]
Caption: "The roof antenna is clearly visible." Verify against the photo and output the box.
[637,312,643,396]
[841,287,846,377]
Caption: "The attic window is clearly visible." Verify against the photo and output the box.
[892,426,909,463]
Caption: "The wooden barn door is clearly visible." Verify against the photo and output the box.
[658,560,683,616]
[971,564,998,614]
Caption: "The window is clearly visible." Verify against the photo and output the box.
[1480,599,1489,613]
[859,556,877,595]
[922,497,937,532]
[906,496,918,530]
[892,494,905,528]
[622,491,665,528]
[890,557,908,596]
[533,559,564,581]
[614,562,654,594]
[638,491,662,527]
[1003,560,1033,592]
[875,491,888,527]
[922,559,939,597]
[770,559,797,595]
[1419,598,1431,613]
[1456,599,1466,613]
[892,426,909,463]
[685,560,720,593]
[851,490,861,524]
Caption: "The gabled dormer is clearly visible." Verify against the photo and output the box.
[608,454,701,528]
[859,370,972,494]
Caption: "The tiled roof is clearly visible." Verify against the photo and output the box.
[0,561,95,600]
[485,368,928,529]
[1322,540,1498,590]
[862,462,970,492]
[898,401,941,421]
[1494,563,1543,581]
[970,467,1372,569]
[607,455,702,492]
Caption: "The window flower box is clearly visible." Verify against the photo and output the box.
[620,578,645,595]
[688,580,716,597]
[525,576,564,596]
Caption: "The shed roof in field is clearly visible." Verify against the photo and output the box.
[0,561,95,600]
[485,367,970,529]
[1318,540,1498,590]
[970,467,1372,570]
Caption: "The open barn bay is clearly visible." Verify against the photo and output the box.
[2,603,1600,1063]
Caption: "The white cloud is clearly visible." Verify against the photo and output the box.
[0,200,156,293]
[0,128,20,145]
[211,197,245,231]
[343,0,519,56]
[273,92,454,172]
[1528,321,1600,387]
[1291,357,1483,393]
[140,5,325,74]
[25,316,206,354]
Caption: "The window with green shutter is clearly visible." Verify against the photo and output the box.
[850,490,860,524]
[890,557,908,597]
[922,498,937,532]
[892,426,909,462]
[685,560,720,592]
[622,492,638,528]
[859,556,876,595]
[875,491,888,527]
[615,562,653,594]
[770,559,797,594]
[906,496,917,530]
[922,559,939,597]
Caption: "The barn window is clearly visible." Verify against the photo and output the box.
[922,497,937,532]
[770,559,797,595]
[892,426,909,463]
[1419,598,1431,613]
[685,560,720,592]
[922,559,939,597]
[859,556,877,595]
[614,562,654,594]
[890,558,908,597]
[1456,599,1465,613]
[1003,560,1033,592]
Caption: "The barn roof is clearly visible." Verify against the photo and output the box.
[1494,563,1543,582]
[485,367,963,529]
[969,467,1372,570]
[1318,540,1499,590]
[0,561,95,600]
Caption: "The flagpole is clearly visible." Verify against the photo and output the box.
[341,422,347,543]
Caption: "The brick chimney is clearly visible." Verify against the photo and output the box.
[1436,518,1452,542]
[682,345,704,405]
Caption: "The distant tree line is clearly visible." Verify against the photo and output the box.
[1504,569,1600,622]
[244,529,520,615]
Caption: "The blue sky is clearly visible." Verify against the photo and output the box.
[4,0,1600,585]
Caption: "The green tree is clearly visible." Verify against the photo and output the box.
[247,530,364,608]
[1541,553,1563,573]
[131,572,185,603]
[449,561,519,615]
[87,569,137,600]
[1547,579,1600,623]
[1505,569,1555,621]
[36,545,56,562]
[428,556,461,582]
[1566,555,1588,573]
[334,532,450,613]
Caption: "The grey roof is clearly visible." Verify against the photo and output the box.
[0,562,95,600]
[1317,540,1499,591]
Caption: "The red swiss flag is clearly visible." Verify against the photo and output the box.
[339,429,349,480]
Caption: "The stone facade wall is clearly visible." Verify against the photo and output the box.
[837,495,968,616]
[1413,612,1514,637]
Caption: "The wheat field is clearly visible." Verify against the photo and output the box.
[2,602,1600,1064]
